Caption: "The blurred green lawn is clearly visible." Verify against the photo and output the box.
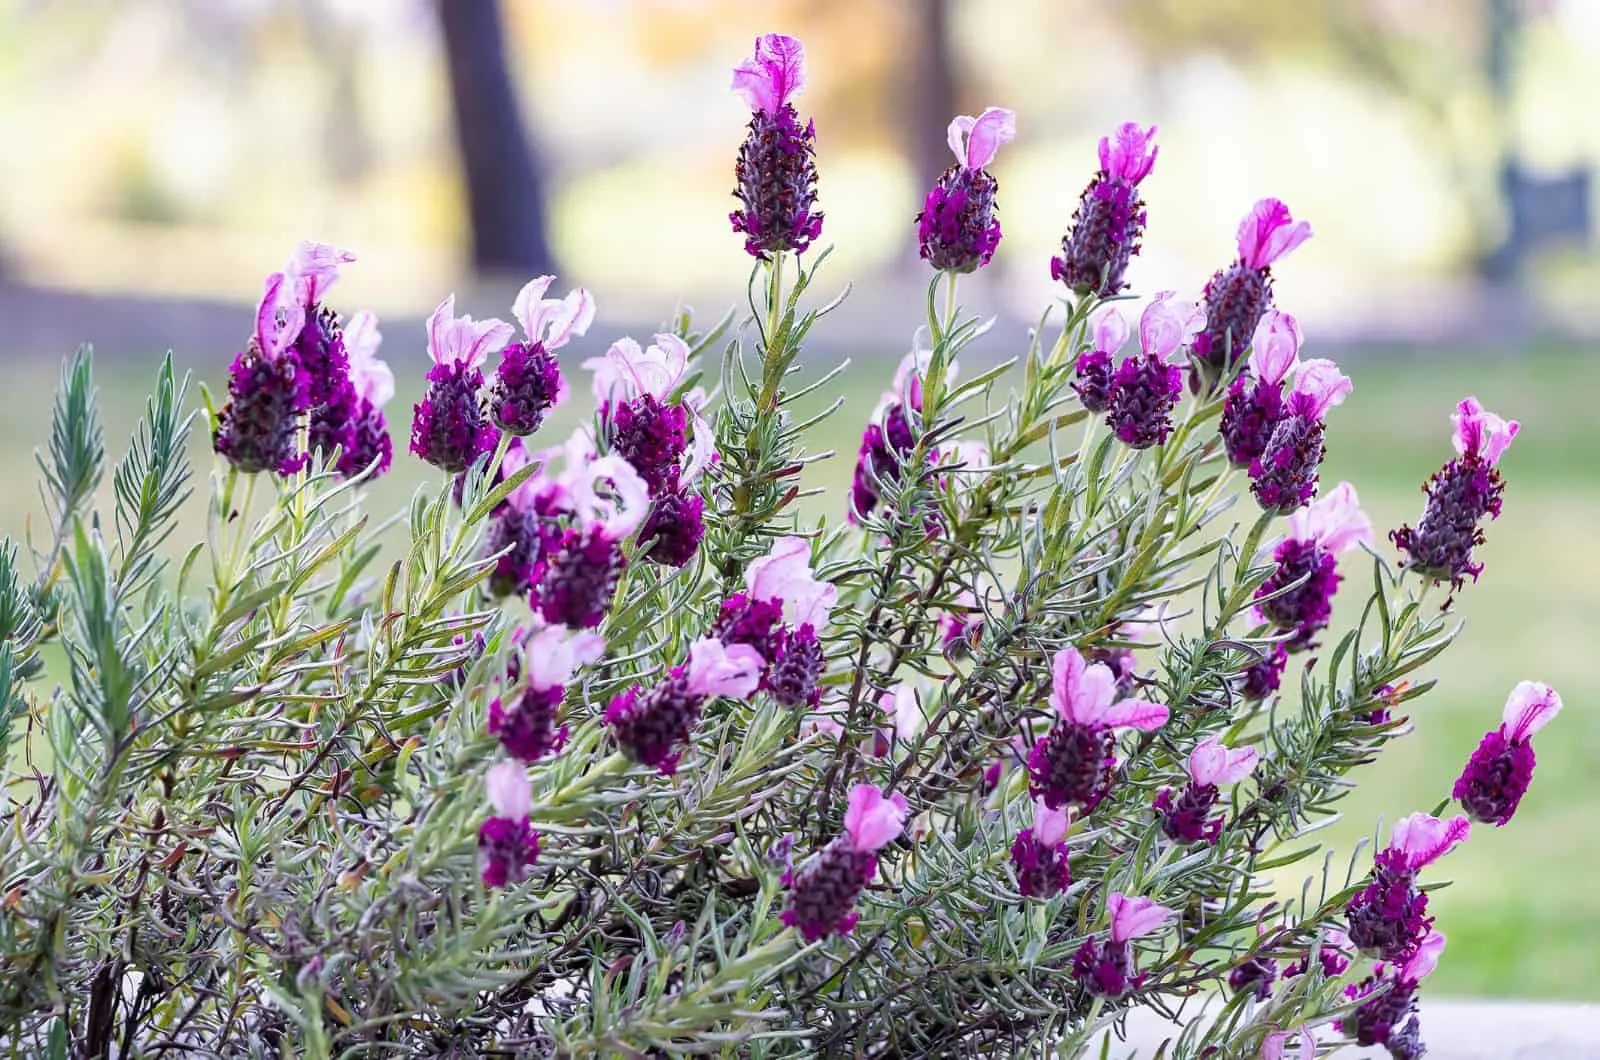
[1,341,1594,1000]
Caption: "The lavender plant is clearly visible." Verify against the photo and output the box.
[0,33,1561,1060]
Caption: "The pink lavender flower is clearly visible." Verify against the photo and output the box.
[605,638,764,774]
[482,439,569,598]
[586,334,712,497]
[1346,813,1469,963]
[1072,892,1177,998]
[781,784,908,941]
[1104,292,1204,449]
[410,296,513,473]
[490,626,603,763]
[917,107,1016,273]
[1261,1028,1317,1060]
[1153,736,1259,845]
[1252,482,1373,651]
[488,276,593,436]
[533,451,651,629]
[849,349,955,521]
[1339,929,1445,1058]
[1052,123,1158,297]
[285,242,361,467]
[479,761,539,889]
[1392,397,1519,592]
[717,537,837,706]
[730,34,823,259]
[1027,646,1168,812]
[337,311,395,478]
[1454,680,1561,826]
[1192,198,1313,392]
[1073,307,1130,413]
[1010,798,1072,899]
[1219,309,1300,468]
[1248,357,1351,514]
[214,271,313,474]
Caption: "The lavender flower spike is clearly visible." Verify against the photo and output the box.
[490,626,603,764]
[410,296,513,473]
[1072,891,1177,998]
[1346,813,1469,963]
[1219,308,1301,468]
[1392,397,1520,592]
[1052,122,1158,297]
[214,271,312,475]
[1154,736,1258,845]
[1249,356,1351,514]
[1252,481,1373,651]
[917,107,1016,273]
[1073,307,1130,413]
[730,34,823,259]
[489,275,594,436]
[1454,680,1562,826]
[1192,198,1313,392]
[338,311,395,478]
[782,784,909,941]
[534,450,651,629]
[1010,798,1072,899]
[1028,646,1168,812]
[479,761,539,889]
[1105,291,1203,449]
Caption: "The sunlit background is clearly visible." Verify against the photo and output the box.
[1,0,1596,999]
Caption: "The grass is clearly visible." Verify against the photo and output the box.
[1,339,1594,1000]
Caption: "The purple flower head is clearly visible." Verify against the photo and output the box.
[1339,931,1443,1052]
[490,625,602,762]
[713,592,786,665]
[939,589,983,655]
[484,505,553,599]
[336,311,395,478]
[410,296,513,473]
[1454,680,1561,826]
[1249,363,1347,514]
[1240,643,1289,702]
[214,271,312,475]
[1074,308,1130,413]
[781,785,907,942]
[1236,198,1314,271]
[730,35,821,259]
[1052,123,1156,297]
[1346,815,1468,962]
[1253,480,1374,648]
[1228,954,1279,1001]
[1010,799,1072,898]
[1028,647,1168,811]
[1099,122,1160,185]
[530,450,649,628]
[488,276,591,436]
[1072,892,1176,997]
[768,623,825,708]
[1154,737,1258,845]
[586,334,712,496]
[604,640,761,775]
[479,761,539,889]
[1284,928,1352,980]
[1219,310,1301,467]
[731,33,807,115]
[1392,397,1516,592]
[1104,294,1200,449]
[640,482,707,568]
[918,108,1015,273]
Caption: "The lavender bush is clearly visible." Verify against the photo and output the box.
[0,34,1561,1060]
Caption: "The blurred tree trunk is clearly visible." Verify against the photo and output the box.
[436,0,555,275]
[909,0,958,192]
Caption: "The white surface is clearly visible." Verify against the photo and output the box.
[1098,999,1600,1058]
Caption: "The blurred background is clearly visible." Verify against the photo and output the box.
[0,0,1595,1000]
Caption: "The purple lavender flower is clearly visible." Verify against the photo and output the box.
[1253,482,1373,650]
[326,311,395,479]
[1072,892,1176,998]
[1028,646,1168,812]
[1338,931,1445,1057]
[1073,308,1130,413]
[917,108,1016,273]
[849,350,951,522]
[1219,309,1300,468]
[584,333,713,500]
[489,626,603,763]
[1454,680,1561,827]
[481,440,567,598]
[214,272,313,475]
[1105,292,1203,450]
[713,592,786,663]
[530,453,650,629]
[768,623,825,708]
[720,536,838,699]
[1392,397,1519,592]
[1228,954,1279,1001]
[1240,644,1288,702]
[1154,737,1258,845]
[1346,814,1468,963]
[1283,928,1352,980]
[487,276,592,435]
[782,785,908,941]
[639,482,706,568]
[410,296,512,473]
[605,640,763,774]
[1010,799,1072,899]
[1052,123,1158,297]
[1248,358,1351,514]
[729,34,823,259]
[479,761,539,889]
[1192,198,1312,393]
